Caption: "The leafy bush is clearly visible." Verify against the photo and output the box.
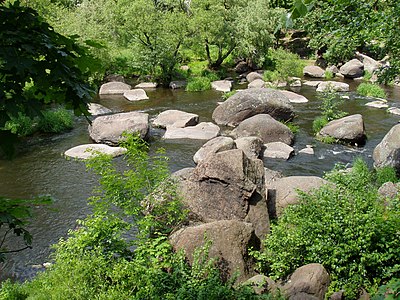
[324,70,334,79]
[38,109,74,133]
[186,76,212,92]
[357,83,387,98]
[252,159,400,299]
[372,278,400,300]
[263,48,306,82]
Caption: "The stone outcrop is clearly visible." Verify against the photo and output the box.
[169,220,259,282]
[212,88,294,127]
[231,114,294,145]
[99,82,131,95]
[123,89,149,101]
[234,137,264,160]
[303,66,325,78]
[193,136,236,164]
[339,59,364,78]
[163,122,220,140]
[282,264,330,300]
[263,142,294,160]
[373,124,400,172]
[267,176,328,218]
[316,81,349,92]
[64,144,126,159]
[153,110,199,129]
[89,111,149,145]
[319,114,366,145]
[211,80,232,92]
[88,103,112,116]
[177,149,269,240]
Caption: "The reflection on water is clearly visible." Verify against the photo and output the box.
[0,80,399,281]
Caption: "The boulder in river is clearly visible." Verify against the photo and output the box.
[212,88,294,127]
[211,80,232,92]
[89,111,149,145]
[339,59,364,78]
[123,89,149,101]
[303,65,325,78]
[193,136,236,164]
[231,114,294,145]
[373,124,400,172]
[88,103,112,116]
[64,144,127,160]
[319,114,366,145]
[163,122,220,140]
[234,136,264,160]
[99,82,131,95]
[153,110,199,129]
[263,142,294,160]
[248,79,266,89]
[246,72,264,83]
[135,82,157,89]
[279,90,309,103]
[316,81,349,92]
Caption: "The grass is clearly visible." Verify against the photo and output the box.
[185,76,212,92]
[356,83,387,98]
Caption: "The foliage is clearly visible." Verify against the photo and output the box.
[252,159,400,299]
[312,88,347,133]
[280,121,299,134]
[357,83,387,99]
[324,70,334,80]
[222,90,237,101]
[186,77,212,92]
[0,1,98,156]
[372,278,400,300]
[263,48,306,82]
[0,196,51,263]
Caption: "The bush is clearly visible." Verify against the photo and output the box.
[38,108,74,133]
[324,70,334,79]
[186,76,212,92]
[263,48,306,82]
[252,159,400,299]
[357,83,387,98]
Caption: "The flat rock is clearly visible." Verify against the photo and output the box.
[231,114,294,145]
[365,101,388,109]
[339,59,364,78]
[303,65,325,78]
[388,107,400,115]
[163,122,220,140]
[193,136,236,164]
[303,80,322,87]
[319,114,366,145]
[248,79,266,89]
[316,81,349,92]
[212,88,294,127]
[123,89,149,101]
[153,110,199,129]
[89,111,149,145]
[134,82,157,88]
[64,144,127,159]
[263,142,294,160]
[88,103,112,116]
[234,136,264,159]
[211,80,232,92]
[246,71,264,83]
[280,90,309,103]
[99,82,131,95]
[299,146,314,155]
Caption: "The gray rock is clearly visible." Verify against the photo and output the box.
[248,79,266,89]
[319,114,366,145]
[64,144,127,160]
[212,88,294,127]
[123,89,149,101]
[283,264,330,300]
[163,122,220,140]
[280,90,309,103]
[212,80,232,92]
[303,66,325,78]
[235,136,264,159]
[99,82,131,95]
[103,74,125,83]
[365,101,388,109]
[135,82,157,88]
[178,149,269,240]
[355,52,382,74]
[231,114,294,145]
[243,275,278,295]
[387,107,400,115]
[265,168,283,188]
[89,111,149,145]
[373,124,400,172]
[326,65,339,74]
[267,176,328,217]
[378,182,400,201]
[316,81,349,92]
[299,146,314,155]
[289,77,302,87]
[88,103,112,116]
[303,80,322,88]
[235,61,250,73]
[193,136,236,164]
[246,72,264,83]
[263,142,294,160]
[153,110,199,129]
[169,80,187,89]
[339,59,364,78]
[169,220,259,282]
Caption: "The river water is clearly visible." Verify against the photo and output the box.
[1,80,399,281]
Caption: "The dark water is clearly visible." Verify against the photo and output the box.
[1,80,400,281]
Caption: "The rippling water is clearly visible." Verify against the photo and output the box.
[1,80,399,281]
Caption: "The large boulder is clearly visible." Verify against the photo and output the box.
[373,124,400,172]
[89,112,149,145]
[123,89,149,101]
[316,81,349,92]
[99,82,131,95]
[319,114,366,145]
[303,66,325,78]
[339,59,364,78]
[178,149,269,240]
[211,80,232,92]
[64,144,127,160]
[163,122,220,140]
[231,114,294,145]
[88,103,112,116]
[282,264,330,300]
[153,110,199,129]
[355,52,382,74]
[248,79,266,89]
[169,220,259,282]
[267,176,328,218]
[246,72,264,83]
[234,137,264,159]
[212,88,294,127]
[279,90,309,103]
[193,136,236,164]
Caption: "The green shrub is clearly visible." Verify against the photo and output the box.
[38,108,74,133]
[252,159,400,299]
[186,76,212,92]
[357,83,387,98]
[324,70,334,79]
[263,48,306,82]
[4,113,36,136]
[280,121,299,134]
[222,90,237,101]
[312,116,329,133]
[372,278,400,300]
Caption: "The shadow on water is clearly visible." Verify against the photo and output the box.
[1,79,399,281]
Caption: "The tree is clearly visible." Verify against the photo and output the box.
[0,1,98,157]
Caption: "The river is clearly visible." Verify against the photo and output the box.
[1,80,399,281]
